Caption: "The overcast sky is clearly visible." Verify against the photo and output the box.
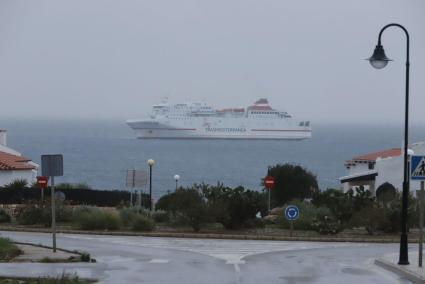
[0,0,424,124]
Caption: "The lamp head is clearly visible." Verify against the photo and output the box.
[174,174,180,181]
[368,44,392,69]
[147,159,155,166]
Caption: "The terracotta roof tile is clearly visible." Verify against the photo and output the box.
[0,151,36,171]
[352,148,401,162]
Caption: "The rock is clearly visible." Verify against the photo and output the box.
[263,215,279,224]
[270,207,283,216]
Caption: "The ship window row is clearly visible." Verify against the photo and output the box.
[251,111,277,114]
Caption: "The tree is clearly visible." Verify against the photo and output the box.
[266,164,318,206]
[156,187,209,232]
[202,184,267,229]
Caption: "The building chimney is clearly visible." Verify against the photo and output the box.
[0,130,7,146]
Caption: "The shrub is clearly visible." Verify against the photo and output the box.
[157,188,209,232]
[4,179,28,189]
[351,205,387,235]
[203,184,267,230]
[118,206,153,228]
[279,201,332,230]
[80,252,91,262]
[243,218,265,229]
[0,208,11,223]
[131,215,155,231]
[311,187,374,226]
[0,237,22,261]
[73,207,121,230]
[16,204,43,225]
[151,210,170,223]
[311,215,343,235]
[0,187,138,207]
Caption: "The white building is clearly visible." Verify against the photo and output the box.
[340,142,425,195]
[0,130,38,187]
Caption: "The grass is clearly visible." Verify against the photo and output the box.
[0,238,22,261]
[73,209,121,231]
[0,275,93,283]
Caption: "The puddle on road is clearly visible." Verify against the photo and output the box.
[341,266,375,275]
[279,275,316,283]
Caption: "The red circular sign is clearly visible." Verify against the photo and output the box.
[264,175,275,189]
[36,176,49,189]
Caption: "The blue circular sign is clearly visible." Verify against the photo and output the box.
[284,205,300,221]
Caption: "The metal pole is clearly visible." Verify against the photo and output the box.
[41,188,44,203]
[138,189,142,207]
[51,176,56,253]
[377,23,410,265]
[419,181,424,267]
[149,165,152,211]
[290,221,293,237]
[175,180,178,191]
[268,189,271,214]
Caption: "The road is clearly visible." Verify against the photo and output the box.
[0,231,411,284]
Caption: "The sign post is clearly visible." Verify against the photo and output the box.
[411,155,425,267]
[36,176,49,203]
[126,169,148,207]
[41,154,63,253]
[264,176,275,214]
[284,205,300,237]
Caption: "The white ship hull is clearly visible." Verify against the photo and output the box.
[127,119,311,140]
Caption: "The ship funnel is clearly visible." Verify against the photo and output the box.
[0,130,6,146]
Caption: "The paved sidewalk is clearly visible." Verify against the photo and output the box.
[14,244,80,262]
[375,252,425,283]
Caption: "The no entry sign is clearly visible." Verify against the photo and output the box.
[264,175,275,189]
[36,176,49,189]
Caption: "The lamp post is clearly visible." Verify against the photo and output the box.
[147,159,155,211]
[367,23,410,265]
[174,174,180,190]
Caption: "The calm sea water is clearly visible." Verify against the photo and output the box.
[2,119,425,200]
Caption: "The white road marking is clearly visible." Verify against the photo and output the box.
[148,259,170,264]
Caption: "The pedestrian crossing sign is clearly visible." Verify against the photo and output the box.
[411,156,425,180]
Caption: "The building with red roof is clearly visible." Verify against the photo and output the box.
[340,142,425,195]
[0,130,39,187]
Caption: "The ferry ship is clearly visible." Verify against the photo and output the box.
[126,99,311,140]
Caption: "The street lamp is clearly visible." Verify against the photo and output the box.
[367,23,410,265]
[174,174,180,190]
[147,159,155,211]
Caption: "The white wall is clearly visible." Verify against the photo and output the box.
[0,169,37,187]
[374,142,425,193]
[348,163,370,175]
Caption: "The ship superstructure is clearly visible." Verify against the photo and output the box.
[126,99,311,140]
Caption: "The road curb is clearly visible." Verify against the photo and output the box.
[375,258,425,284]
[0,227,403,243]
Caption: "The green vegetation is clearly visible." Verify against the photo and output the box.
[203,184,267,230]
[0,275,91,283]
[266,164,318,206]
[119,207,155,231]
[0,238,22,261]
[130,214,155,231]
[157,184,267,231]
[279,201,332,231]
[72,206,121,231]
[4,179,28,189]
[0,208,11,223]
[157,187,209,231]
[16,202,72,226]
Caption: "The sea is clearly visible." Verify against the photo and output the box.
[2,119,425,200]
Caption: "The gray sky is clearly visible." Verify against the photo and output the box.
[1,0,424,124]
